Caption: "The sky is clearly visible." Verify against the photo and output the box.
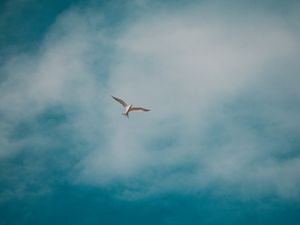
[1,0,300,224]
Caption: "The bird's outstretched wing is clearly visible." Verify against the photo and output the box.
[112,96,128,107]
[130,107,150,112]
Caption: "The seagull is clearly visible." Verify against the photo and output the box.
[112,96,150,118]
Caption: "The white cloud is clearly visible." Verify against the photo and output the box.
[1,2,300,200]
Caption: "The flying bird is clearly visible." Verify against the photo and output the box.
[112,96,150,118]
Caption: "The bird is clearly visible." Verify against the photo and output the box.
[112,96,150,118]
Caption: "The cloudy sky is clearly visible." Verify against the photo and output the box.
[1,0,300,224]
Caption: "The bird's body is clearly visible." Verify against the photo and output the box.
[123,105,132,117]
[112,96,150,118]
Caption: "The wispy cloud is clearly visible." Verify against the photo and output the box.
[1,1,300,201]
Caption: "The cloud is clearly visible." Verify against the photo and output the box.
[1,1,300,201]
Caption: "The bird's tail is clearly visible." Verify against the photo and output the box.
[122,113,129,119]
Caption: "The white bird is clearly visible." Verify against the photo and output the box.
[112,96,150,118]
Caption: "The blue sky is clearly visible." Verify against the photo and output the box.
[1,0,300,224]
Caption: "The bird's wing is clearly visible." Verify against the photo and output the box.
[112,96,128,107]
[129,107,150,112]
